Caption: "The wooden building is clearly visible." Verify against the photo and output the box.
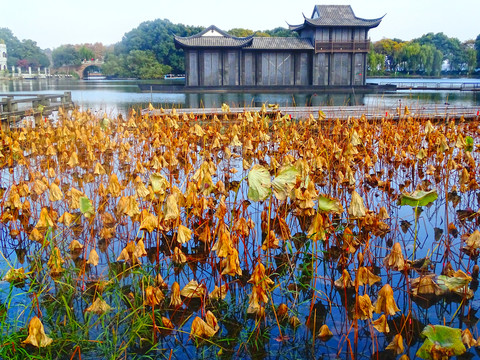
[174,5,383,88]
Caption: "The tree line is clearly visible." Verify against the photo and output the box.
[368,33,480,76]
[2,21,480,79]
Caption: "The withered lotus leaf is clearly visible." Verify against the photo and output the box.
[69,239,83,252]
[3,267,26,283]
[248,262,274,288]
[209,284,228,301]
[68,187,85,210]
[29,228,47,245]
[47,246,65,276]
[150,173,170,195]
[262,230,280,251]
[180,280,206,298]
[35,207,54,229]
[134,239,147,258]
[87,248,99,266]
[22,316,53,348]
[67,151,79,168]
[372,314,390,333]
[411,275,444,297]
[94,162,106,175]
[212,230,232,258]
[58,212,77,227]
[289,315,301,328]
[49,182,63,202]
[172,247,187,264]
[348,191,367,218]
[277,303,288,319]
[386,333,404,355]
[170,281,182,307]
[205,310,219,332]
[354,294,374,320]
[190,316,217,339]
[307,213,326,242]
[317,324,333,340]
[461,328,476,348]
[164,194,180,221]
[124,196,141,218]
[144,285,165,307]
[374,284,400,316]
[139,212,159,233]
[383,242,406,271]
[32,178,48,196]
[356,267,381,286]
[221,246,242,276]
[464,230,480,253]
[86,297,112,314]
[334,269,354,289]
[116,248,130,262]
[177,224,192,244]
[107,173,122,197]
[271,164,299,201]
[161,317,174,330]
[317,195,344,214]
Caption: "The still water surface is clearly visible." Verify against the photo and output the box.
[1,78,479,116]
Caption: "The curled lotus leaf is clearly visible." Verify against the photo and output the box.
[22,316,53,348]
[317,195,343,213]
[348,191,367,218]
[247,164,272,202]
[416,325,466,360]
[399,189,438,207]
[271,165,300,201]
[86,297,112,315]
[79,197,95,218]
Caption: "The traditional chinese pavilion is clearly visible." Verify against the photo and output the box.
[174,5,383,88]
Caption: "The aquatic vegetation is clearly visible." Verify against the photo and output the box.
[0,106,479,359]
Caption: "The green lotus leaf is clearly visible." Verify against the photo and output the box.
[247,164,272,202]
[465,136,474,152]
[79,197,94,218]
[416,325,466,360]
[399,189,438,207]
[271,165,299,201]
[317,195,344,213]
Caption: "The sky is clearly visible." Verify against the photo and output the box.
[1,0,478,49]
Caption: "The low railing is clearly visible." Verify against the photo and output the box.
[315,40,370,53]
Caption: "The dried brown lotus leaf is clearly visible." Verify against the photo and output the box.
[374,284,400,316]
[3,267,26,283]
[334,269,354,289]
[49,182,63,202]
[47,246,64,276]
[164,194,180,221]
[116,248,130,262]
[209,284,228,301]
[289,315,301,328]
[86,297,112,315]
[170,281,182,307]
[277,303,289,318]
[172,247,187,264]
[29,228,47,245]
[190,316,217,339]
[348,191,367,218]
[87,248,99,266]
[69,240,83,252]
[22,316,53,348]
[177,224,192,244]
[35,207,54,229]
[161,316,174,330]
[32,178,48,196]
[205,310,219,332]
[134,239,147,258]
[144,286,165,307]
[372,314,390,333]
[356,267,381,286]
[107,173,122,197]
[354,294,374,320]
[180,280,206,298]
[317,324,333,340]
[58,212,77,227]
[139,212,159,233]
[94,162,106,175]
[67,152,79,168]
[383,242,405,271]
[386,334,404,355]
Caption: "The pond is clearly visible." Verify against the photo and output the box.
[0,81,480,359]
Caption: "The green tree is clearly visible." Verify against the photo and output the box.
[78,45,95,61]
[115,19,203,73]
[228,28,254,37]
[52,45,81,67]
[0,28,50,68]
[475,34,480,69]
[367,48,385,75]
[126,50,171,79]
[415,32,465,72]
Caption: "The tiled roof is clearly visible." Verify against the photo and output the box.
[246,37,313,50]
[289,5,383,30]
[174,25,253,48]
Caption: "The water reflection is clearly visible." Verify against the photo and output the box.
[1,79,478,116]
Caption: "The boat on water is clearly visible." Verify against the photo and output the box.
[164,73,185,80]
[86,72,106,80]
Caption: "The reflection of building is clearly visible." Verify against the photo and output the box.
[174,5,382,88]
[0,42,7,72]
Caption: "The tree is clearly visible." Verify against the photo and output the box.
[0,28,50,68]
[475,34,480,69]
[115,19,203,73]
[52,45,81,67]
[78,45,95,61]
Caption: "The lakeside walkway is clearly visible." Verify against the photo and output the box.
[143,104,480,121]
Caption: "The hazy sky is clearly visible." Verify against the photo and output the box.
[1,0,478,49]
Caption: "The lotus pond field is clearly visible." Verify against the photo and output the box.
[0,107,480,359]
